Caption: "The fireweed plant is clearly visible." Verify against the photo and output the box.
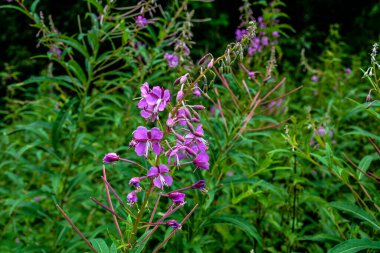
[1,0,296,251]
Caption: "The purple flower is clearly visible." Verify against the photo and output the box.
[34,196,41,201]
[167,144,188,166]
[48,45,62,59]
[138,83,170,121]
[257,16,264,23]
[127,191,138,205]
[191,180,206,189]
[176,108,190,126]
[168,192,186,204]
[146,86,170,109]
[147,164,173,189]
[345,68,352,73]
[235,29,248,41]
[193,151,210,170]
[132,126,163,157]
[129,177,141,187]
[311,75,318,82]
[164,53,179,68]
[193,83,202,97]
[185,124,208,151]
[248,38,261,56]
[261,36,269,46]
[272,31,280,37]
[103,153,120,163]
[317,126,326,136]
[166,220,181,229]
[136,15,147,28]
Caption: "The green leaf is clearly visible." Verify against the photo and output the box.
[330,202,380,231]
[52,97,78,152]
[109,243,117,253]
[203,215,262,246]
[65,60,87,85]
[90,239,109,253]
[328,239,380,253]
[130,230,151,253]
[31,0,40,12]
[48,35,89,58]
[358,155,372,180]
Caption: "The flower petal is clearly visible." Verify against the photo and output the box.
[148,166,159,178]
[151,142,161,155]
[134,126,148,140]
[135,142,147,156]
[158,164,169,173]
[153,177,163,189]
[150,128,163,140]
[162,175,173,187]
[140,109,152,119]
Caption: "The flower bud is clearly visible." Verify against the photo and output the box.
[207,59,214,69]
[129,177,141,187]
[166,220,181,229]
[127,191,138,205]
[103,153,120,163]
[173,77,181,86]
[174,133,185,142]
[185,146,197,156]
[191,180,206,189]
[193,105,206,110]
[176,90,184,102]
[180,74,188,84]
[168,192,186,204]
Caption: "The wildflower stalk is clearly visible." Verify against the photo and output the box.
[152,203,199,253]
[146,193,162,233]
[137,204,182,246]
[128,181,154,246]
[56,204,98,253]
[119,158,147,171]
[90,197,124,220]
[102,165,123,241]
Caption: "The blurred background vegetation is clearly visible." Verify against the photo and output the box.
[2,0,380,80]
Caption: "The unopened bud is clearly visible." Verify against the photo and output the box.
[193,111,200,119]
[191,117,200,123]
[166,114,175,128]
[176,90,184,102]
[186,121,195,133]
[198,55,208,65]
[103,153,120,163]
[366,89,372,102]
[174,133,185,142]
[185,146,197,156]
[184,108,191,118]
[180,74,189,84]
[193,105,206,110]
[207,59,214,68]
[173,78,180,86]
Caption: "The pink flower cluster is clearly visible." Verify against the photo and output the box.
[103,76,209,219]
[138,82,170,121]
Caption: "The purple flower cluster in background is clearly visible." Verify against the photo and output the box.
[310,125,336,149]
[235,16,280,56]
[164,52,179,68]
